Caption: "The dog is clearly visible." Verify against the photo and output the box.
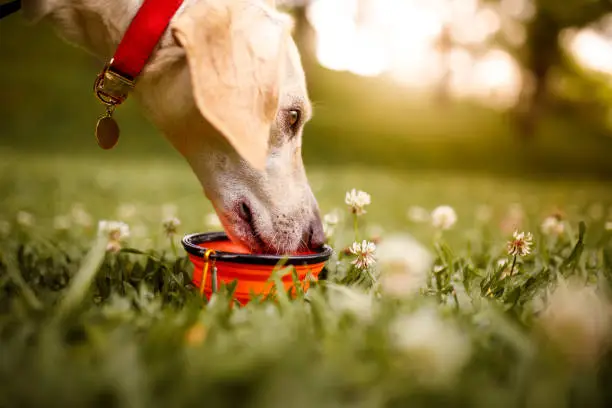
[20,0,325,253]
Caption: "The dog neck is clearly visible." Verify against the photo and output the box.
[22,0,194,62]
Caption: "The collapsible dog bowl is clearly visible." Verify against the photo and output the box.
[182,232,332,305]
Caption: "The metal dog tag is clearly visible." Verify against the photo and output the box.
[95,108,119,150]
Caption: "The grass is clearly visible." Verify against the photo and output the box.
[2,152,612,407]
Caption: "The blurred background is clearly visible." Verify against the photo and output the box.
[2,0,612,245]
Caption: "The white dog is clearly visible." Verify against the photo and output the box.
[20,0,325,253]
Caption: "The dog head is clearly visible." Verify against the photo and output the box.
[139,0,324,253]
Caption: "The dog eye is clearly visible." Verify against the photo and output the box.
[288,109,300,128]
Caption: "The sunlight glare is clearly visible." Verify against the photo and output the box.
[566,28,612,75]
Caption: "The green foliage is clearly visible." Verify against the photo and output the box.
[2,154,612,407]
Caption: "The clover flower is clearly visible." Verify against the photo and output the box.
[407,206,430,223]
[349,240,376,270]
[98,220,130,252]
[345,189,371,216]
[389,307,472,387]
[16,211,34,227]
[377,234,433,298]
[431,205,457,230]
[507,230,533,257]
[71,203,93,227]
[541,215,564,236]
[163,216,181,236]
[323,211,340,238]
[539,278,611,366]
[117,203,137,220]
[53,215,72,231]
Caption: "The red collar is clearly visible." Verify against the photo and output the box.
[94,0,185,106]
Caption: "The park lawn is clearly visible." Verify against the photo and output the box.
[2,152,612,408]
[2,151,612,247]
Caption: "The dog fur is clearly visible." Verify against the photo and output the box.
[21,0,325,253]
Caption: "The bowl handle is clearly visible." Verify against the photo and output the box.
[200,249,217,297]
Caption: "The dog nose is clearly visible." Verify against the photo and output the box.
[306,212,326,249]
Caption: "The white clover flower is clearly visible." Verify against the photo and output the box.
[389,307,472,387]
[98,220,130,252]
[407,206,430,223]
[539,278,611,366]
[322,210,340,238]
[431,205,457,230]
[16,211,34,227]
[507,230,533,257]
[349,240,376,270]
[0,220,10,236]
[541,216,565,236]
[323,212,339,226]
[117,203,137,219]
[53,215,72,231]
[205,212,222,229]
[345,189,371,216]
[71,203,93,227]
[163,216,181,236]
[377,234,433,298]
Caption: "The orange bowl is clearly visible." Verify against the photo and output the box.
[182,232,333,305]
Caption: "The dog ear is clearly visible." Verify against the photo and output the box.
[171,0,288,171]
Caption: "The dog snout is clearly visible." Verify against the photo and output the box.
[305,211,325,249]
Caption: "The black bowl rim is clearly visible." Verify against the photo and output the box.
[182,232,333,265]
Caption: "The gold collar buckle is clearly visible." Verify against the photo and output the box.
[93,60,135,106]
[92,60,135,150]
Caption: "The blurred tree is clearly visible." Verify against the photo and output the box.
[513,0,612,138]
